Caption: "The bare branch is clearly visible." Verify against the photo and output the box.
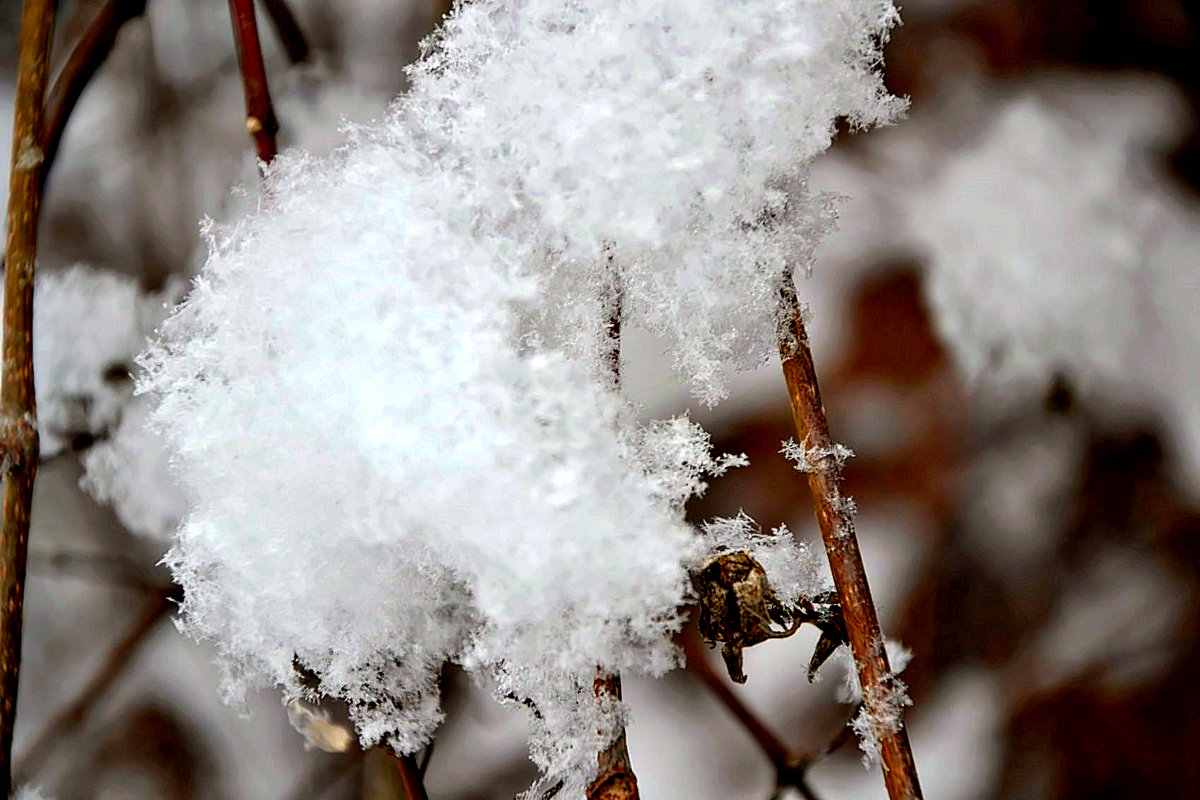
[0,0,56,793]
[777,285,923,800]
[227,0,280,166]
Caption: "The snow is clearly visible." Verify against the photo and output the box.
[138,0,901,793]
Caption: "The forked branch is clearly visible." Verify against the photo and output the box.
[778,284,923,800]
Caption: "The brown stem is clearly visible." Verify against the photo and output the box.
[778,285,923,800]
[227,0,280,166]
[13,591,173,784]
[395,753,430,800]
[586,260,639,800]
[0,1,55,794]
[258,0,310,64]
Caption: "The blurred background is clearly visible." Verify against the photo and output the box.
[2,0,1199,797]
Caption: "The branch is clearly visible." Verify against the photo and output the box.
[777,285,923,800]
[587,258,639,800]
[13,590,174,785]
[227,0,280,166]
[0,1,56,793]
[258,0,310,64]
[395,752,430,800]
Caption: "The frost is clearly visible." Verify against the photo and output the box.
[850,678,913,767]
[830,638,914,766]
[139,0,901,794]
[780,436,854,473]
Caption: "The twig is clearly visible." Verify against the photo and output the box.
[681,628,791,769]
[395,752,430,800]
[13,590,174,784]
[777,284,923,800]
[227,0,280,166]
[586,260,640,800]
[0,1,56,794]
[258,0,310,64]
[29,550,169,594]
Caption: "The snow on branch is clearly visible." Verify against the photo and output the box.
[137,0,901,795]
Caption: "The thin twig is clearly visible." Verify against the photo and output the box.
[13,590,174,784]
[0,1,56,794]
[395,752,430,800]
[777,284,923,800]
[258,0,310,64]
[586,259,640,800]
[681,628,791,768]
[227,0,280,166]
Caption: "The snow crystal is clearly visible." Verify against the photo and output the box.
[780,436,854,473]
[141,0,901,794]
[830,638,914,766]
[404,0,903,404]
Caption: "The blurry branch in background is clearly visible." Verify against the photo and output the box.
[14,587,179,785]
[777,284,924,800]
[0,0,146,276]
[42,0,147,195]
[30,550,168,594]
[259,0,311,64]
[228,0,281,166]
[680,627,858,800]
[0,0,56,794]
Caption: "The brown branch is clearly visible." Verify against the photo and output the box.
[13,590,174,785]
[0,1,56,794]
[228,0,280,166]
[258,0,310,64]
[586,260,639,800]
[778,285,923,800]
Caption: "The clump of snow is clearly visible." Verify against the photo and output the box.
[20,266,175,458]
[80,396,188,540]
[631,416,747,512]
[141,0,901,794]
[829,637,914,765]
[850,679,913,767]
[405,0,903,404]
